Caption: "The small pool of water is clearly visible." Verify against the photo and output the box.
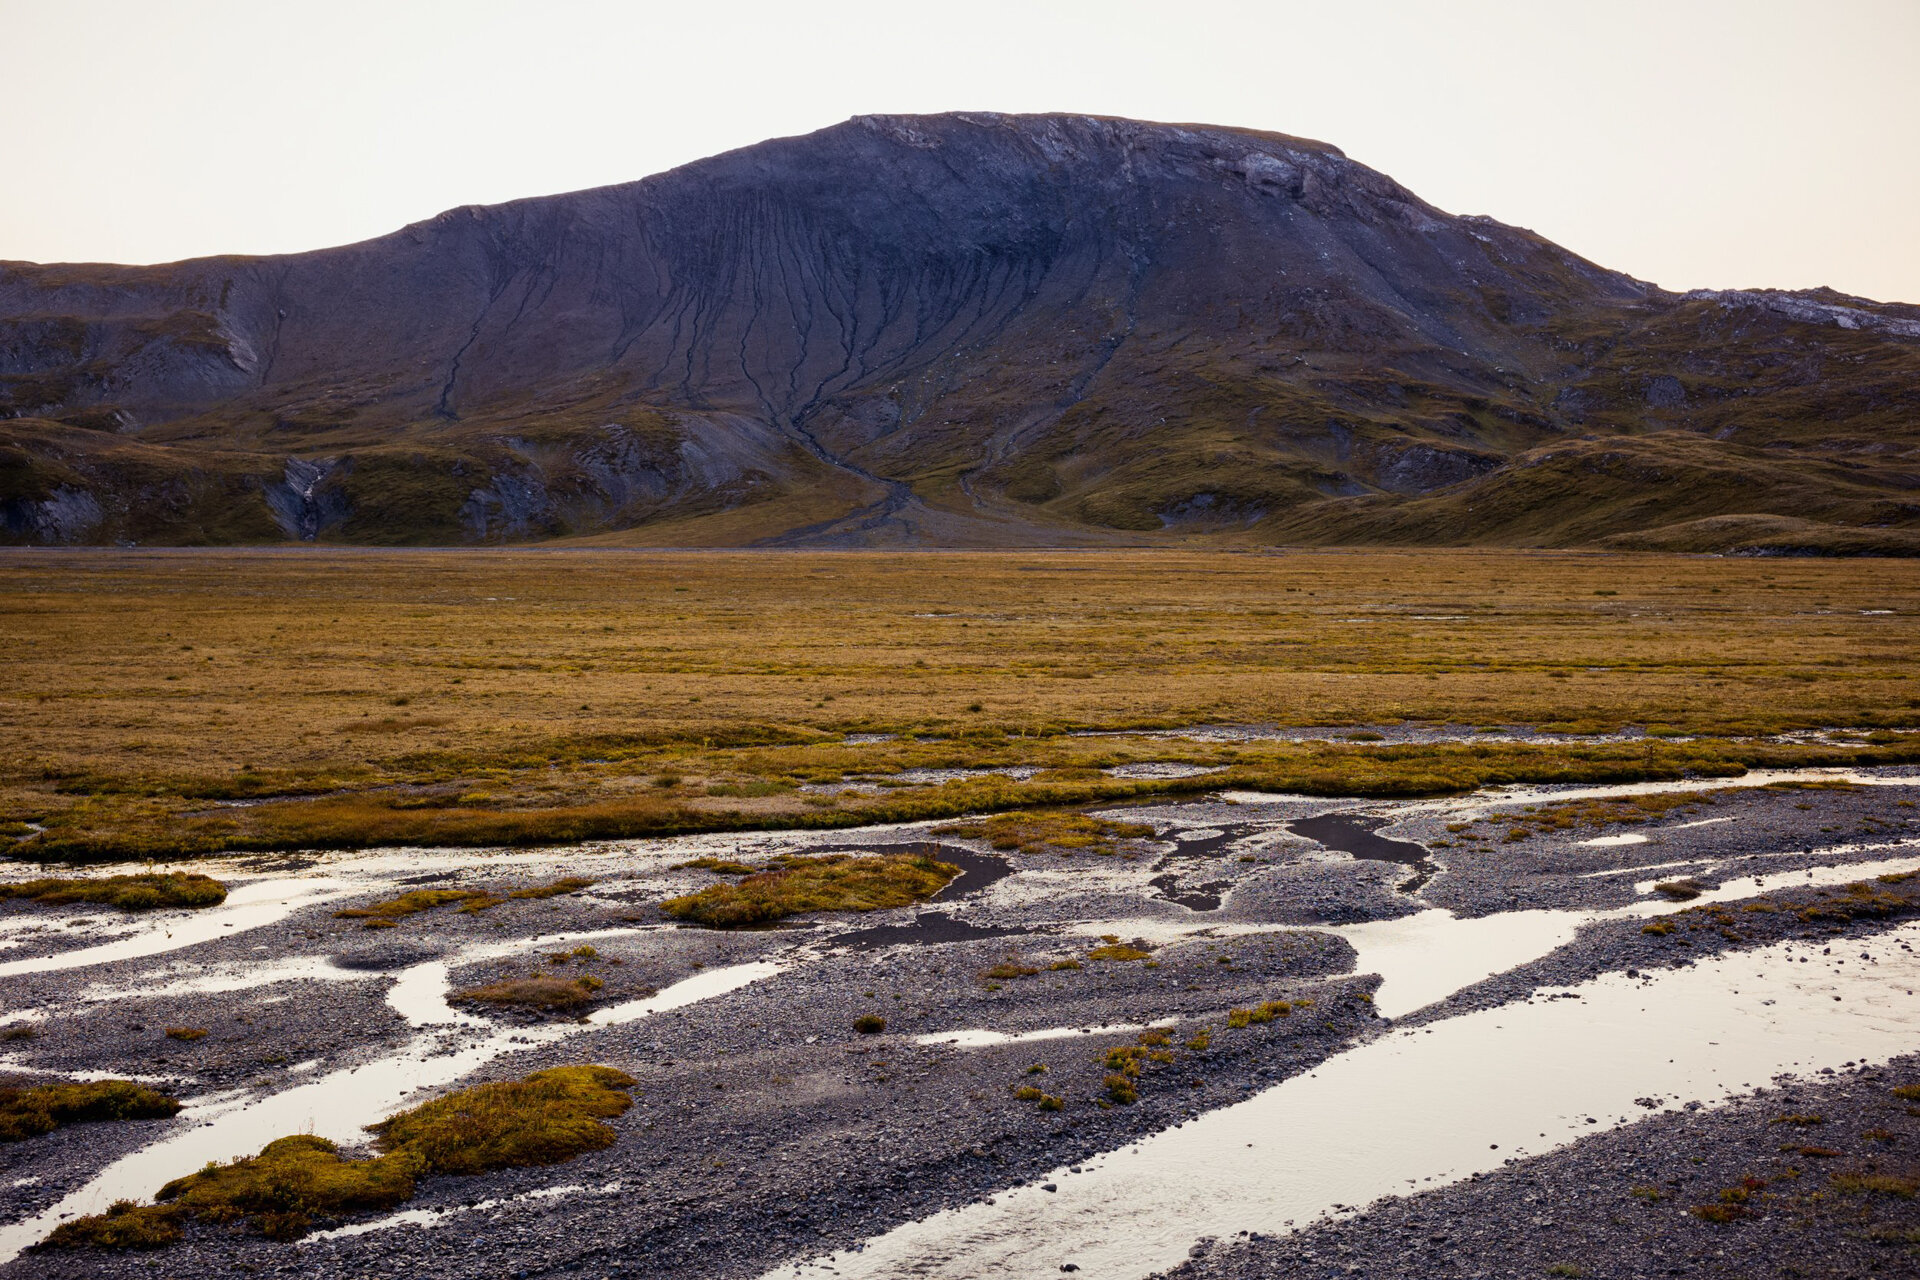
[1288,813,1437,893]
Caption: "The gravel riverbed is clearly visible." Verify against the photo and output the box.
[2,766,1917,1278]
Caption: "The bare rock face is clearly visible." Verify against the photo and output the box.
[2,112,1917,548]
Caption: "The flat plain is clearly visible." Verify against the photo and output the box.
[3,547,1918,860]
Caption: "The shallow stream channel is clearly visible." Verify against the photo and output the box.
[3,765,1919,1278]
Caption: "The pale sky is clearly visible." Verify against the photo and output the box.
[6,0,1918,303]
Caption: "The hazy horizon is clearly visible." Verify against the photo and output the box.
[6,0,1918,304]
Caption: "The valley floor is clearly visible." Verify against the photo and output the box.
[3,548,1919,1277]
[3,770,1919,1278]
[1,547,1918,861]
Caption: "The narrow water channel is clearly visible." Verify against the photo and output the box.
[764,922,1920,1280]
[0,959,786,1266]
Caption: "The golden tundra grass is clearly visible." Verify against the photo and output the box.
[660,851,959,927]
[0,1079,181,1143]
[0,871,225,910]
[1,548,1917,860]
[42,1064,636,1248]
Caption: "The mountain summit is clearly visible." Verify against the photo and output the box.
[3,112,1917,551]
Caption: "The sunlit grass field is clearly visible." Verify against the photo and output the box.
[2,548,1917,861]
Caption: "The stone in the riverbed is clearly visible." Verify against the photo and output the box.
[331,943,442,970]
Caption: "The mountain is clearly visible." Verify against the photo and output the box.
[4,111,1918,551]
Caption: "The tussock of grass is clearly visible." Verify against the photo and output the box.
[335,876,594,923]
[42,1200,185,1249]
[1653,878,1710,901]
[939,810,1155,857]
[1225,1000,1294,1029]
[982,957,1041,981]
[43,1065,635,1249]
[334,887,497,921]
[1687,1202,1750,1223]
[453,975,603,1012]
[660,852,957,928]
[1829,1170,1917,1197]
[366,1064,636,1175]
[0,873,225,911]
[1087,943,1152,962]
[1472,792,1711,842]
[672,857,759,875]
[163,1027,207,1041]
[163,1134,418,1242]
[0,1079,181,1143]
[1097,1027,1184,1105]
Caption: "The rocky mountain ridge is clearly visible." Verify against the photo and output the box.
[3,112,1916,551]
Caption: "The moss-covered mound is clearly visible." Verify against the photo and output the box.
[333,877,595,924]
[367,1064,635,1175]
[41,1064,637,1249]
[452,974,604,1013]
[0,872,225,911]
[660,851,958,927]
[0,1079,182,1143]
[939,809,1155,856]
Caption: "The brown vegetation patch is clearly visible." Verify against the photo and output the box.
[659,851,957,928]
[43,1065,635,1249]
[939,809,1155,857]
[334,876,594,924]
[1087,943,1153,962]
[1829,1170,1918,1197]
[452,975,604,1012]
[0,1079,180,1143]
[671,857,759,875]
[365,1064,636,1175]
[1225,1000,1295,1028]
[0,872,225,911]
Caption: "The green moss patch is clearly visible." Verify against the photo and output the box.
[367,1064,636,1174]
[163,1134,418,1242]
[333,876,594,923]
[0,872,225,911]
[938,809,1154,857]
[0,1079,181,1143]
[42,1064,636,1249]
[660,852,957,928]
[452,974,603,1012]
